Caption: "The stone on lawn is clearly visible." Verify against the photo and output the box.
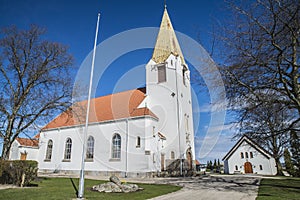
[92,175,143,193]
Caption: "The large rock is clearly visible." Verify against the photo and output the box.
[92,175,143,193]
[92,182,122,193]
[109,175,121,186]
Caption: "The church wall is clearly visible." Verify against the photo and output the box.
[38,117,159,175]
[146,54,195,170]
[126,118,153,173]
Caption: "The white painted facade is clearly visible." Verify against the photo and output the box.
[223,136,277,175]
[9,139,39,161]
[38,117,163,175]
[146,54,195,167]
[8,7,196,177]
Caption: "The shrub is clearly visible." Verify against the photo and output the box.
[0,160,38,186]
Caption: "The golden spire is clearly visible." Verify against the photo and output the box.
[152,7,186,65]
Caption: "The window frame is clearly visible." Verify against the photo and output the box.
[157,64,166,83]
[250,152,253,158]
[182,65,188,86]
[86,136,94,161]
[171,151,175,159]
[111,133,121,160]
[44,139,53,161]
[63,138,72,161]
[136,136,141,148]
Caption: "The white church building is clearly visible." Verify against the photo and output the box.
[9,7,195,177]
[223,135,277,175]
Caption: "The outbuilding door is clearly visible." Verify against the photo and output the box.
[20,153,27,160]
[244,162,253,173]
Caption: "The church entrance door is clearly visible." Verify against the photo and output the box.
[186,151,192,170]
[244,162,253,173]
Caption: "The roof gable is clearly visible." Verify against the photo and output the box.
[222,135,272,161]
[43,88,158,130]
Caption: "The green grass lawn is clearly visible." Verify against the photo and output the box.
[0,177,181,200]
[257,178,300,200]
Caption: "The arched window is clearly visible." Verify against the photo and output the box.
[171,151,175,159]
[112,134,121,159]
[241,152,244,159]
[235,165,238,171]
[86,136,94,159]
[250,152,253,158]
[45,140,53,161]
[246,152,249,158]
[136,136,141,148]
[64,138,72,160]
[259,165,263,170]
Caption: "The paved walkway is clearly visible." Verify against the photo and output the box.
[148,175,260,200]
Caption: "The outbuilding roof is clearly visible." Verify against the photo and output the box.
[222,135,273,161]
[16,138,39,147]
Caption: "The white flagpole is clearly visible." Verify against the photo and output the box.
[78,13,101,199]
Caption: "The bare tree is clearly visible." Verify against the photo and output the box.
[216,0,299,174]
[236,99,292,175]
[222,0,299,124]
[0,25,73,160]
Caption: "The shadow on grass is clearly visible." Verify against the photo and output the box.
[261,183,300,191]
[28,183,39,187]
[259,178,300,192]
[69,178,78,197]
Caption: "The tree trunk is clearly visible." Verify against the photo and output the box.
[1,139,11,160]
[275,157,284,176]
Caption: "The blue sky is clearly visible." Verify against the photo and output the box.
[0,0,236,163]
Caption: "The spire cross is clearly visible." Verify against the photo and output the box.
[164,0,167,8]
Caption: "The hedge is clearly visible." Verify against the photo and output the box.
[0,160,38,186]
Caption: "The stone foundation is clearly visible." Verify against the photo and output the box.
[38,169,157,178]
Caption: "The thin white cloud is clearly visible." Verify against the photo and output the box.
[206,123,233,133]
[194,101,227,114]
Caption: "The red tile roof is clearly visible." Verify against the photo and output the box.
[16,138,39,147]
[34,133,40,139]
[43,88,158,130]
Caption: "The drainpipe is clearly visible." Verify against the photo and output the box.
[125,119,129,177]
[174,57,183,176]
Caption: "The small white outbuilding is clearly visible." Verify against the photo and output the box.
[9,138,39,161]
[223,135,277,175]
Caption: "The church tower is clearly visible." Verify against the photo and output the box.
[145,7,195,172]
